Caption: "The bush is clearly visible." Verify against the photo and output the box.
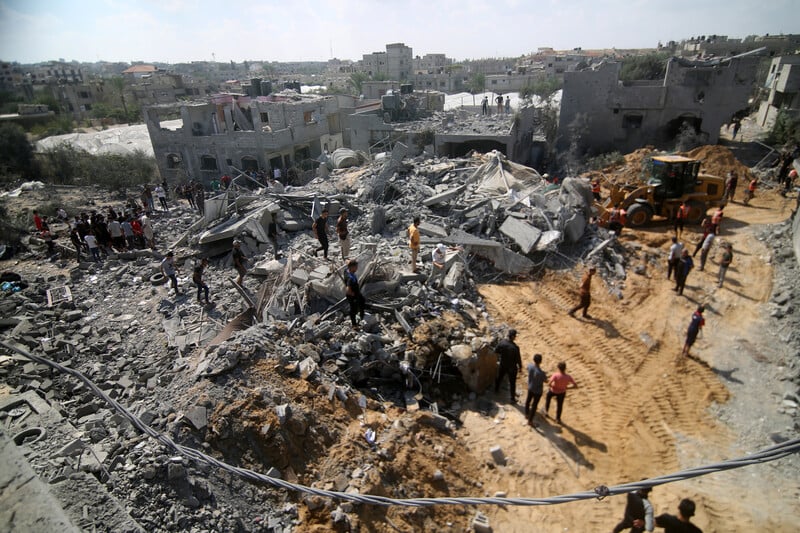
[29,115,74,139]
[619,53,671,81]
[37,145,157,192]
[766,110,800,146]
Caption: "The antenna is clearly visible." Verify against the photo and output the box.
[330,40,333,59]
[212,52,216,62]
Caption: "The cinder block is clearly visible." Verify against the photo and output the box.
[489,445,505,465]
[472,511,492,533]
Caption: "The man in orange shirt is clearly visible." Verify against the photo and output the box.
[545,361,578,424]
[568,266,596,319]
[673,202,689,238]
[408,216,421,273]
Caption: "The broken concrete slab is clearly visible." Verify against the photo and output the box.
[499,216,541,254]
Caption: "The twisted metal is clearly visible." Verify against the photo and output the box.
[3,339,799,508]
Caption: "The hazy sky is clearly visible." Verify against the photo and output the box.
[1,0,797,64]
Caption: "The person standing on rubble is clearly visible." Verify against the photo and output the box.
[232,240,248,285]
[142,185,155,213]
[428,243,449,288]
[345,259,366,328]
[336,208,350,261]
[568,266,596,319]
[481,96,488,116]
[268,213,280,260]
[494,329,522,403]
[408,216,421,273]
[154,184,169,211]
[495,94,504,115]
[682,306,705,357]
[161,251,180,296]
[525,353,546,427]
[545,361,578,424]
[313,207,330,259]
[193,258,211,305]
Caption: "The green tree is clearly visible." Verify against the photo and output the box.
[371,72,389,82]
[520,77,562,103]
[348,72,368,95]
[767,110,800,146]
[619,52,671,81]
[0,123,36,179]
[466,72,486,94]
[109,76,129,117]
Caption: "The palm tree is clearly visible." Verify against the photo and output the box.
[110,76,128,118]
[348,72,368,95]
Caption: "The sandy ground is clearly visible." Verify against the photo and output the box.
[471,190,799,532]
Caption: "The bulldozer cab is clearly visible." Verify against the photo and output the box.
[646,155,701,204]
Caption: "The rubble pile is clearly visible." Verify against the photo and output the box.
[0,148,637,531]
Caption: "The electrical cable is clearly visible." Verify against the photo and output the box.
[3,339,799,508]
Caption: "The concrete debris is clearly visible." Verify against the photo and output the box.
[0,146,646,532]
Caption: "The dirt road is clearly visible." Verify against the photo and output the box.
[472,191,799,532]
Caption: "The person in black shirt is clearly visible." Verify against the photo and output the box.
[344,259,365,327]
[313,208,330,259]
[655,498,702,533]
[494,329,523,403]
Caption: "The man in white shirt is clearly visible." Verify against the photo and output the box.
[667,236,684,280]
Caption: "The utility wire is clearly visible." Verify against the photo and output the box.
[2,339,799,508]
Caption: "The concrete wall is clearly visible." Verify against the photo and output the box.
[145,95,341,185]
[558,55,760,154]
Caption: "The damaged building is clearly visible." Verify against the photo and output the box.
[557,52,763,154]
[143,92,344,185]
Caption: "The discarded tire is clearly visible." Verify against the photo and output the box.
[13,427,46,446]
[150,273,167,286]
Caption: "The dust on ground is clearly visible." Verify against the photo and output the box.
[2,147,799,532]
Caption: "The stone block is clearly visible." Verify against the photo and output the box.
[183,406,208,431]
[489,445,506,465]
[472,511,492,533]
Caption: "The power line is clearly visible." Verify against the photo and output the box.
[2,339,799,508]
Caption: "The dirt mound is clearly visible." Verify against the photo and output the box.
[585,145,752,187]
[684,145,753,179]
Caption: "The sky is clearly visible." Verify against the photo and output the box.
[0,0,797,64]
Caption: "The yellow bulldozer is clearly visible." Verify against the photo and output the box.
[599,155,727,227]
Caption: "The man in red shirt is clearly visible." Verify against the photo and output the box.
[682,305,705,357]
[545,361,578,424]
[33,210,44,232]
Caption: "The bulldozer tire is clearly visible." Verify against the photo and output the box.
[685,200,707,225]
[626,204,653,227]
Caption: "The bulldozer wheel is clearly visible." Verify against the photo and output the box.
[626,204,653,227]
[686,201,707,225]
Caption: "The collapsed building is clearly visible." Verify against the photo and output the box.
[558,51,763,154]
[144,87,548,187]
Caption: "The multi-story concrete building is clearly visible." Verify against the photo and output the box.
[413,53,452,74]
[757,55,800,128]
[386,43,412,82]
[143,92,343,185]
[360,43,413,81]
[681,34,800,58]
[558,53,761,154]
[25,61,83,84]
